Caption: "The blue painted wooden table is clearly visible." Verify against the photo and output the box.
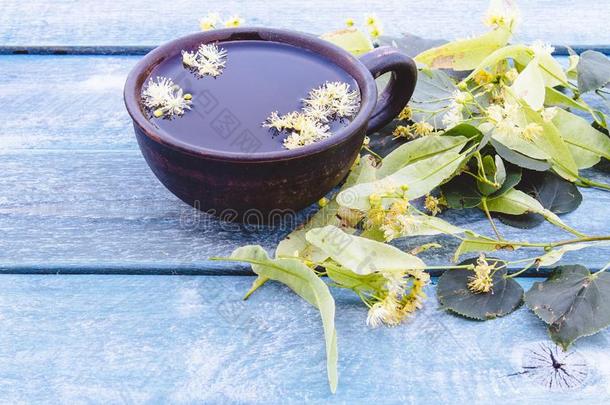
[1,1,609,403]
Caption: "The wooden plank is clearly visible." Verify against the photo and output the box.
[1,0,610,47]
[0,274,608,402]
[0,54,609,274]
[1,149,609,274]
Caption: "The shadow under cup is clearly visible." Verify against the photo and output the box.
[124,28,417,223]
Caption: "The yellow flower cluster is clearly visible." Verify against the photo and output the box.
[392,121,435,139]
[366,274,428,327]
[264,82,360,149]
[344,14,383,39]
[199,12,245,31]
[424,194,446,216]
[467,254,496,294]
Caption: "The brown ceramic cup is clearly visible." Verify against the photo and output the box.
[124,27,417,222]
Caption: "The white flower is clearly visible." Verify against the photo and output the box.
[181,51,198,67]
[452,90,471,104]
[303,81,360,120]
[224,15,245,28]
[200,13,220,31]
[442,101,464,129]
[530,40,555,57]
[182,43,228,78]
[487,102,521,137]
[484,0,521,30]
[264,81,360,149]
[383,271,408,295]
[366,296,401,328]
[141,76,191,119]
[160,88,191,117]
[141,76,175,109]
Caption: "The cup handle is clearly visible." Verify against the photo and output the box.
[359,46,418,134]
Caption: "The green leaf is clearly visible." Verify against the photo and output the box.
[486,189,583,236]
[511,58,546,110]
[490,129,550,161]
[544,87,590,113]
[437,258,523,320]
[537,51,569,88]
[525,265,610,350]
[320,28,374,56]
[495,170,582,229]
[577,50,610,93]
[490,137,551,171]
[453,231,520,261]
[415,26,512,71]
[464,44,533,81]
[338,138,469,210]
[552,109,610,169]
[230,245,338,392]
[520,101,579,181]
[378,135,469,178]
[443,162,520,209]
[305,225,426,275]
[409,68,458,128]
[536,241,610,267]
[276,155,376,261]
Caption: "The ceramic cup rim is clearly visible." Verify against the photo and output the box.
[123,27,377,162]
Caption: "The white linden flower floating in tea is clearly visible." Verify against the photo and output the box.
[141,76,192,119]
[265,81,360,149]
[182,43,228,78]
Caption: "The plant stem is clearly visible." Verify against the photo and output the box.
[505,261,535,278]
[577,176,610,191]
[458,235,610,249]
[480,197,503,240]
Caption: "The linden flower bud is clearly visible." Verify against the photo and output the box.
[389,199,409,215]
[363,136,370,146]
[473,70,494,85]
[398,106,412,121]
[411,121,434,137]
[153,108,164,118]
[369,193,382,207]
[345,18,355,27]
[424,194,444,216]
[183,93,192,100]
[318,197,329,207]
[392,125,412,139]
[467,254,496,294]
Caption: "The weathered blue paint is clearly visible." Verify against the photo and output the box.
[1,0,610,47]
[0,275,608,403]
[0,55,608,274]
[0,4,610,402]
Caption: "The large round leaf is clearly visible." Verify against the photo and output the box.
[496,170,582,229]
[437,258,524,320]
[525,265,610,350]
